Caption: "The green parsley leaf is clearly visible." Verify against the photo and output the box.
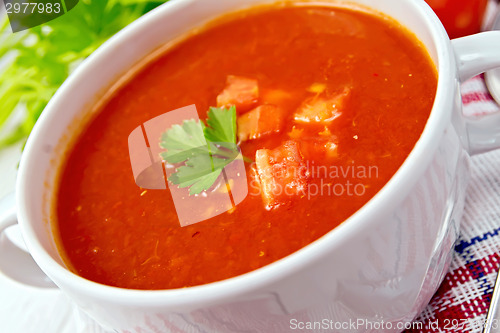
[168,150,225,187]
[159,107,242,195]
[159,120,206,164]
[204,106,236,144]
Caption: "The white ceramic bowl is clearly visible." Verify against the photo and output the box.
[2,0,500,332]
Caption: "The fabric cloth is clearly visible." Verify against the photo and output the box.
[405,75,500,332]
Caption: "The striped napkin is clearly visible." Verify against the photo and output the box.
[405,75,500,332]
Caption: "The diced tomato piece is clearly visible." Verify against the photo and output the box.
[216,75,259,114]
[255,140,310,209]
[294,87,350,124]
[237,104,284,142]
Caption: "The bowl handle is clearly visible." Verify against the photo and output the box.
[0,192,56,288]
[453,31,500,82]
[452,31,500,155]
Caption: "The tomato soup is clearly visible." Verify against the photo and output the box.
[54,4,437,289]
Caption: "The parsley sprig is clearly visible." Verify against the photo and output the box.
[159,106,243,195]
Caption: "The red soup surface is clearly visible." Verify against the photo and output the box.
[55,4,437,290]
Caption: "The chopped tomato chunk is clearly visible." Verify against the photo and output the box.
[216,75,259,113]
[237,104,284,142]
[294,87,350,124]
[255,140,310,209]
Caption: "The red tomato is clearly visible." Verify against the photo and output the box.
[425,0,488,38]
